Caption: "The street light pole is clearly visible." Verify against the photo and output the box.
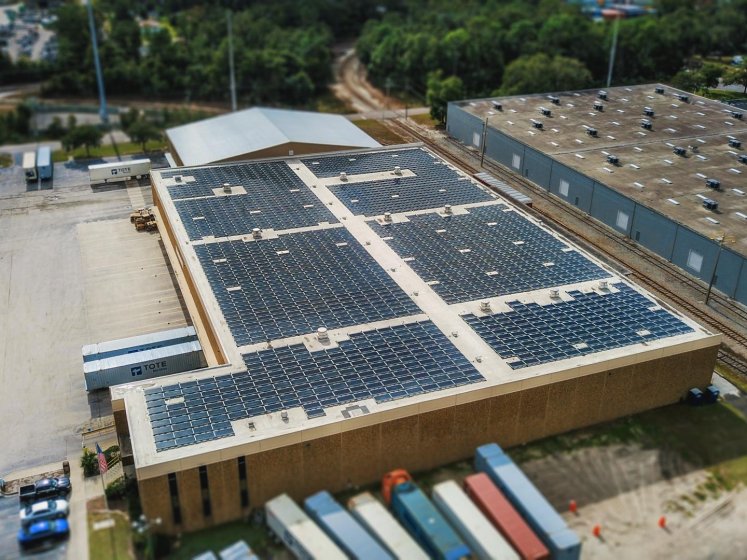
[705,235,725,305]
[480,116,488,167]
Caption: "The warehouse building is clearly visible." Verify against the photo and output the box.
[111,145,718,534]
[165,107,381,167]
[447,84,747,307]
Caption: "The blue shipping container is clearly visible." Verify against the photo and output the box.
[304,491,393,560]
[475,444,582,560]
[390,481,471,560]
[37,146,52,180]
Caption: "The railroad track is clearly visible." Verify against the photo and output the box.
[382,117,747,375]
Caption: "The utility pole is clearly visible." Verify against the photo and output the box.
[606,15,621,89]
[705,235,725,305]
[86,0,108,125]
[480,117,488,167]
[227,10,237,112]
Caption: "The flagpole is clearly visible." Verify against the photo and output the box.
[97,443,116,559]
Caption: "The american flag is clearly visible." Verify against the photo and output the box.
[96,443,108,475]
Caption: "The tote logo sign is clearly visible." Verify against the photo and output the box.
[111,167,131,176]
[131,366,143,376]
[130,361,167,376]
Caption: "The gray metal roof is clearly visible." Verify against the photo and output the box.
[166,107,381,166]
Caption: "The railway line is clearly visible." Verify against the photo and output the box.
[334,57,747,377]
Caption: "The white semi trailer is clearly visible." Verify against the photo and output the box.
[88,158,151,184]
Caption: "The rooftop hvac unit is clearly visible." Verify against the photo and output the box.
[548,95,560,105]
[281,411,289,422]
[593,102,604,111]
[643,107,655,117]
[549,289,560,298]
[598,90,608,100]
[174,175,182,182]
[738,154,747,164]
[702,198,718,211]
[531,119,543,129]
[223,182,232,193]
[678,94,690,103]
[728,139,742,149]
[655,86,665,94]
[317,327,330,343]
[606,154,619,165]
[540,107,552,116]
[598,280,608,290]
[641,119,653,130]
[444,204,453,215]
[480,301,491,313]
[706,178,721,190]
[252,227,262,239]
[733,111,744,120]
[673,146,687,156]
[339,171,348,181]
[394,166,402,175]
[587,127,598,137]
[492,100,502,111]
[383,212,393,223]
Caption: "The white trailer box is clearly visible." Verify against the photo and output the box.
[82,326,198,363]
[22,151,37,181]
[88,158,151,184]
[83,340,205,391]
[432,480,519,560]
[265,494,346,560]
[348,492,428,560]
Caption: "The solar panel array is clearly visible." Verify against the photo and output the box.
[176,191,336,240]
[194,228,420,346]
[370,205,608,303]
[464,283,693,369]
[145,321,484,450]
[163,161,305,200]
[302,148,447,178]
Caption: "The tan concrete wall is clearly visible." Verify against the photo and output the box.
[142,345,717,534]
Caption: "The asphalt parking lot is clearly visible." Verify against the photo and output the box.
[0,496,67,560]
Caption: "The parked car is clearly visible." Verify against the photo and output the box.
[20,499,70,526]
[19,477,72,505]
[17,519,70,549]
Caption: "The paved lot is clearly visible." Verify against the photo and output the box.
[0,496,67,560]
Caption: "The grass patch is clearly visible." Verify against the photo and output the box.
[53,140,166,163]
[410,112,438,127]
[169,519,281,560]
[715,362,747,393]
[314,91,354,114]
[88,511,131,560]
[354,118,405,145]
[702,88,747,101]
[0,152,12,168]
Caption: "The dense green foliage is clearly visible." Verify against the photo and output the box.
[357,0,747,103]
[0,104,33,144]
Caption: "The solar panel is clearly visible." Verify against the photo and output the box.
[464,283,693,369]
[145,321,484,450]
[370,204,608,303]
[195,228,420,346]
[302,148,447,178]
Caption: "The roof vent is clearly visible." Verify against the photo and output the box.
[599,280,608,290]
[252,227,262,239]
[593,101,604,112]
[444,204,453,215]
[733,111,744,120]
[531,119,543,129]
[393,166,402,175]
[317,327,330,343]
[655,86,665,94]
[548,95,560,105]
[606,154,619,165]
[480,301,491,313]
[702,198,718,211]
[598,90,608,100]
[492,100,503,111]
[706,178,720,190]
[383,211,393,223]
[738,154,747,164]
[223,182,232,193]
[587,127,598,137]
[281,411,289,422]
[643,107,655,117]
[549,288,560,298]
[540,107,552,117]
[641,119,653,130]
[673,146,687,156]
[728,139,742,149]
[678,94,690,103]
[174,175,182,183]
[339,171,348,181]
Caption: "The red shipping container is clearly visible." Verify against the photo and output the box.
[464,473,550,560]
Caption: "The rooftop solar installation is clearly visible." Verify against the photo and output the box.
[302,148,450,178]
[145,321,484,450]
[370,205,608,303]
[194,227,420,346]
[464,283,694,369]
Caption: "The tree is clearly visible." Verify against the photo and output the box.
[426,70,464,125]
[724,60,747,93]
[63,125,103,157]
[126,119,161,151]
[500,53,592,95]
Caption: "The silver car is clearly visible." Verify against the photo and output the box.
[19,499,70,526]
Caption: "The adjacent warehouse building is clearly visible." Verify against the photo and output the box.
[165,107,381,166]
[447,84,747,307]
[111,145,718,534]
